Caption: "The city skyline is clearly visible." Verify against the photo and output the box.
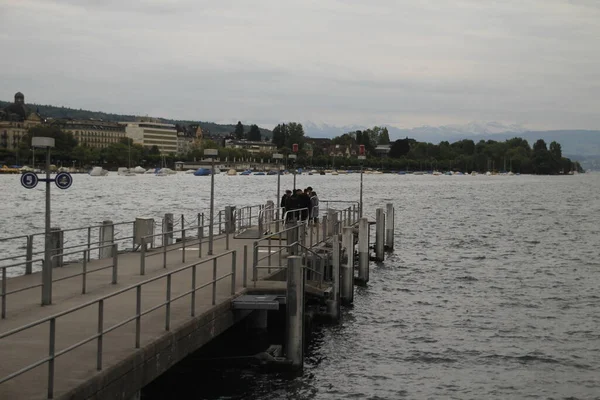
[1,0,599,131]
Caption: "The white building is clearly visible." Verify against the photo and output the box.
[122,121,178,154]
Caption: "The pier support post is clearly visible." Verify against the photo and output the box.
[327,209,338,236]
[341,226,354,305]
[163,213,174,245]
[50,228,63,268]
[385,203,394,251]
[225,206,236,234]
[99,220,114,259]
[285,256,304,369]
[375,208,385,262]
[357,217,369,284]
[265,200,274,233]
[326,234,341,321]
[288,224,298,256]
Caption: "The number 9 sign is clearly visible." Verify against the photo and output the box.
[20,172,39,189]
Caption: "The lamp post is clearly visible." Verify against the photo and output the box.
[358,155,366,218]
[205,148,218,255]
[32,137,55,305]
[273,153,283,232]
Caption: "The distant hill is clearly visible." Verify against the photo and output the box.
[0,100,272,138]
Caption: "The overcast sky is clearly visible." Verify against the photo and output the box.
[1,0,599,130]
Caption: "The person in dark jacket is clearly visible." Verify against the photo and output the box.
[285,190,300,222]
[298,188,312,221]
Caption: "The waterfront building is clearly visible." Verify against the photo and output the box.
[0,92,43,150]
[224,139,277,154]
[60,119,126,149]
[123,120,178,154]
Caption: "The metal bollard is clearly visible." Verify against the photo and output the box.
[358,218,369,284]
[386,203,394,250]
[375,208,385,261]
[285,256,305,369]
[341,227,354,305]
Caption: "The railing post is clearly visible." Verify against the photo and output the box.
[358,218,369,284]
[82,250,87,294]
[181,214,185,235]
[50,227,63,268]
[163,213,174,245]
[218,212,222,235]
[181,229,186,263]
[198,213,204,259]
[87,227,92,261]
[231,251,237,295]
[327,234,341,322]
[385,203,395,251]
[1,268,6,319]
[25,235,33,274]
[322,215,327,240]
[111,243,118,284]
[48,317,56,399]
[163,233,167,268]
[252,242,258,286]
[99,220,114,259]
[341,226,354,305]
[285,256,304,369]
[243,245,248,288]
[191,264,197,317]
[375,208,385,262]
[97,300,103,370]
[212,258,217,305]
[166,274,171,331]
[135,286,141,348]
[140,237,146,275]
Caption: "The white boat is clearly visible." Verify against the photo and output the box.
[227,168,237,176]
[331,171,339,176]
[133,166,146,174]
[117,167,136,176]
[156,168,176,176]
[412,171,424,175]
[89,166,108,176]
[185,169,196,174]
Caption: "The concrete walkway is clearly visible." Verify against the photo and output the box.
[0,231,296,400]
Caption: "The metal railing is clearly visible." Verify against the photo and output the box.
[0,250,238,399]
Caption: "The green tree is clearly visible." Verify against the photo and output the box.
[378,127,390,145]
[389,139,410,158]
[285,122,305,150]
[234,121,245,140]
[20,125,78,163]
[549,141,562,159]
[248,124,261,141]
[271,123,288,148]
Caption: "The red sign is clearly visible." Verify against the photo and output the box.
[359,144,365,155]
[292,143,299,153]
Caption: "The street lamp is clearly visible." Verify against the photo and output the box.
[32,137,55,305]
[358,155,366,218]
[204,148,218,255]
[273,153,283,231]
[289,154,297,190]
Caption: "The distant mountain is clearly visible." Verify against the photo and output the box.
[303,121,599,157]
[0,100,272,138]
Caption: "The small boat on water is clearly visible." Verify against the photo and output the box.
[89,166,108,176]
[254,172,266,176]
[227,169,237,176]
[0,165,20,174]
[133,166,146,174]
[331,171,339,176]
[193,168,212,176]
[240,170,252,176]
[185,169,196,174]
[266,170,278,175]
[156,168,176,176]
[117,167,136,176]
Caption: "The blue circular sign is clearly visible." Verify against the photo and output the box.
[55,172,73,190]
[20,172,39,189]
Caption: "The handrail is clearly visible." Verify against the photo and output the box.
[0,249,238,399]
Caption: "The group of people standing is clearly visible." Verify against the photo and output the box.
[281,186,319,223]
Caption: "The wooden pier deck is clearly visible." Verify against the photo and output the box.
[0,229,327,400]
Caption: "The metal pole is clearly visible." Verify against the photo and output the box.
[385,203,394,250]
[375,208,385,261]
[327,234,341,322]
[358,218,369,284]
[276,161,281,232]
[360,164,364,218]
[208,157,215,255]
[42,146,52,305]
[285,256,304,369]
[341,226,354,305]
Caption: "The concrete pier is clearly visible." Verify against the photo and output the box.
[341,226,354,305]
[285,256,304,369]
[375,208,385,262]
[385,203,394,251]
[357,218,369,284]
[99,220,114,259]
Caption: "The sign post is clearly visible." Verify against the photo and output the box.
[358,144,366,218]
[23,137,73,305]
[204,148,218,255]
[289,154,297,190]
[273,153,283,232]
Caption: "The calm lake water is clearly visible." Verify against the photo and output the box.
[1,172,599,399]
